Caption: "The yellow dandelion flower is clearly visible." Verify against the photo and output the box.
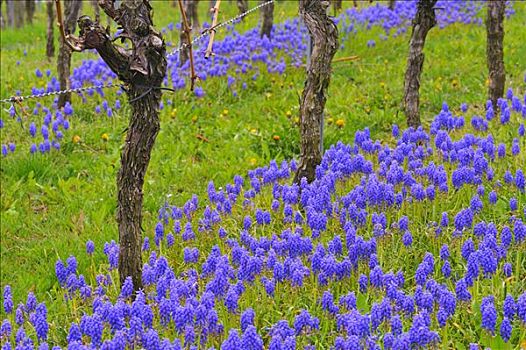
[223,109,229,115]
[101,133,109,142]
[327,117,334,125]
[336,119,345,128]
[72,135,81,144]
[286,110,292,117]
[273,135,280,141]
[249,157,257,166]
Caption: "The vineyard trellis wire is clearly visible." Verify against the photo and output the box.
[0,0,275,105]
[0,83,123,105]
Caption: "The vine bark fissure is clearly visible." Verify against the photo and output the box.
[402,0,436,128]
[72,0,167,291]
[294,0,338,184]
[486,0,505,108]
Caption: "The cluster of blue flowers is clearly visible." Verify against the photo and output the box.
[2,79,525,348]
[2,1,526,349]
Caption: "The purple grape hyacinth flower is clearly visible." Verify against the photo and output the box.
[500,317,512,343]
[241,325,263,350]
[3,285,13,314]
[481,296,497,334]
[86,240,95,255]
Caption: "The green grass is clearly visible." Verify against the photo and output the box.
[1,1,526,348]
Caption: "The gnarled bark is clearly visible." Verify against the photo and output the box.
[116,88,162,293]
[74,0,167,292]
[46,0,55,59]
[294,0,338,184]
[403,0,436,128]
[57,0,82,108]
[486,0,505,108]
[260,0,274,39]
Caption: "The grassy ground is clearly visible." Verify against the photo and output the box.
[1,0,525,340]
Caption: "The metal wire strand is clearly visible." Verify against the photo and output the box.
[0,83,123,104]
